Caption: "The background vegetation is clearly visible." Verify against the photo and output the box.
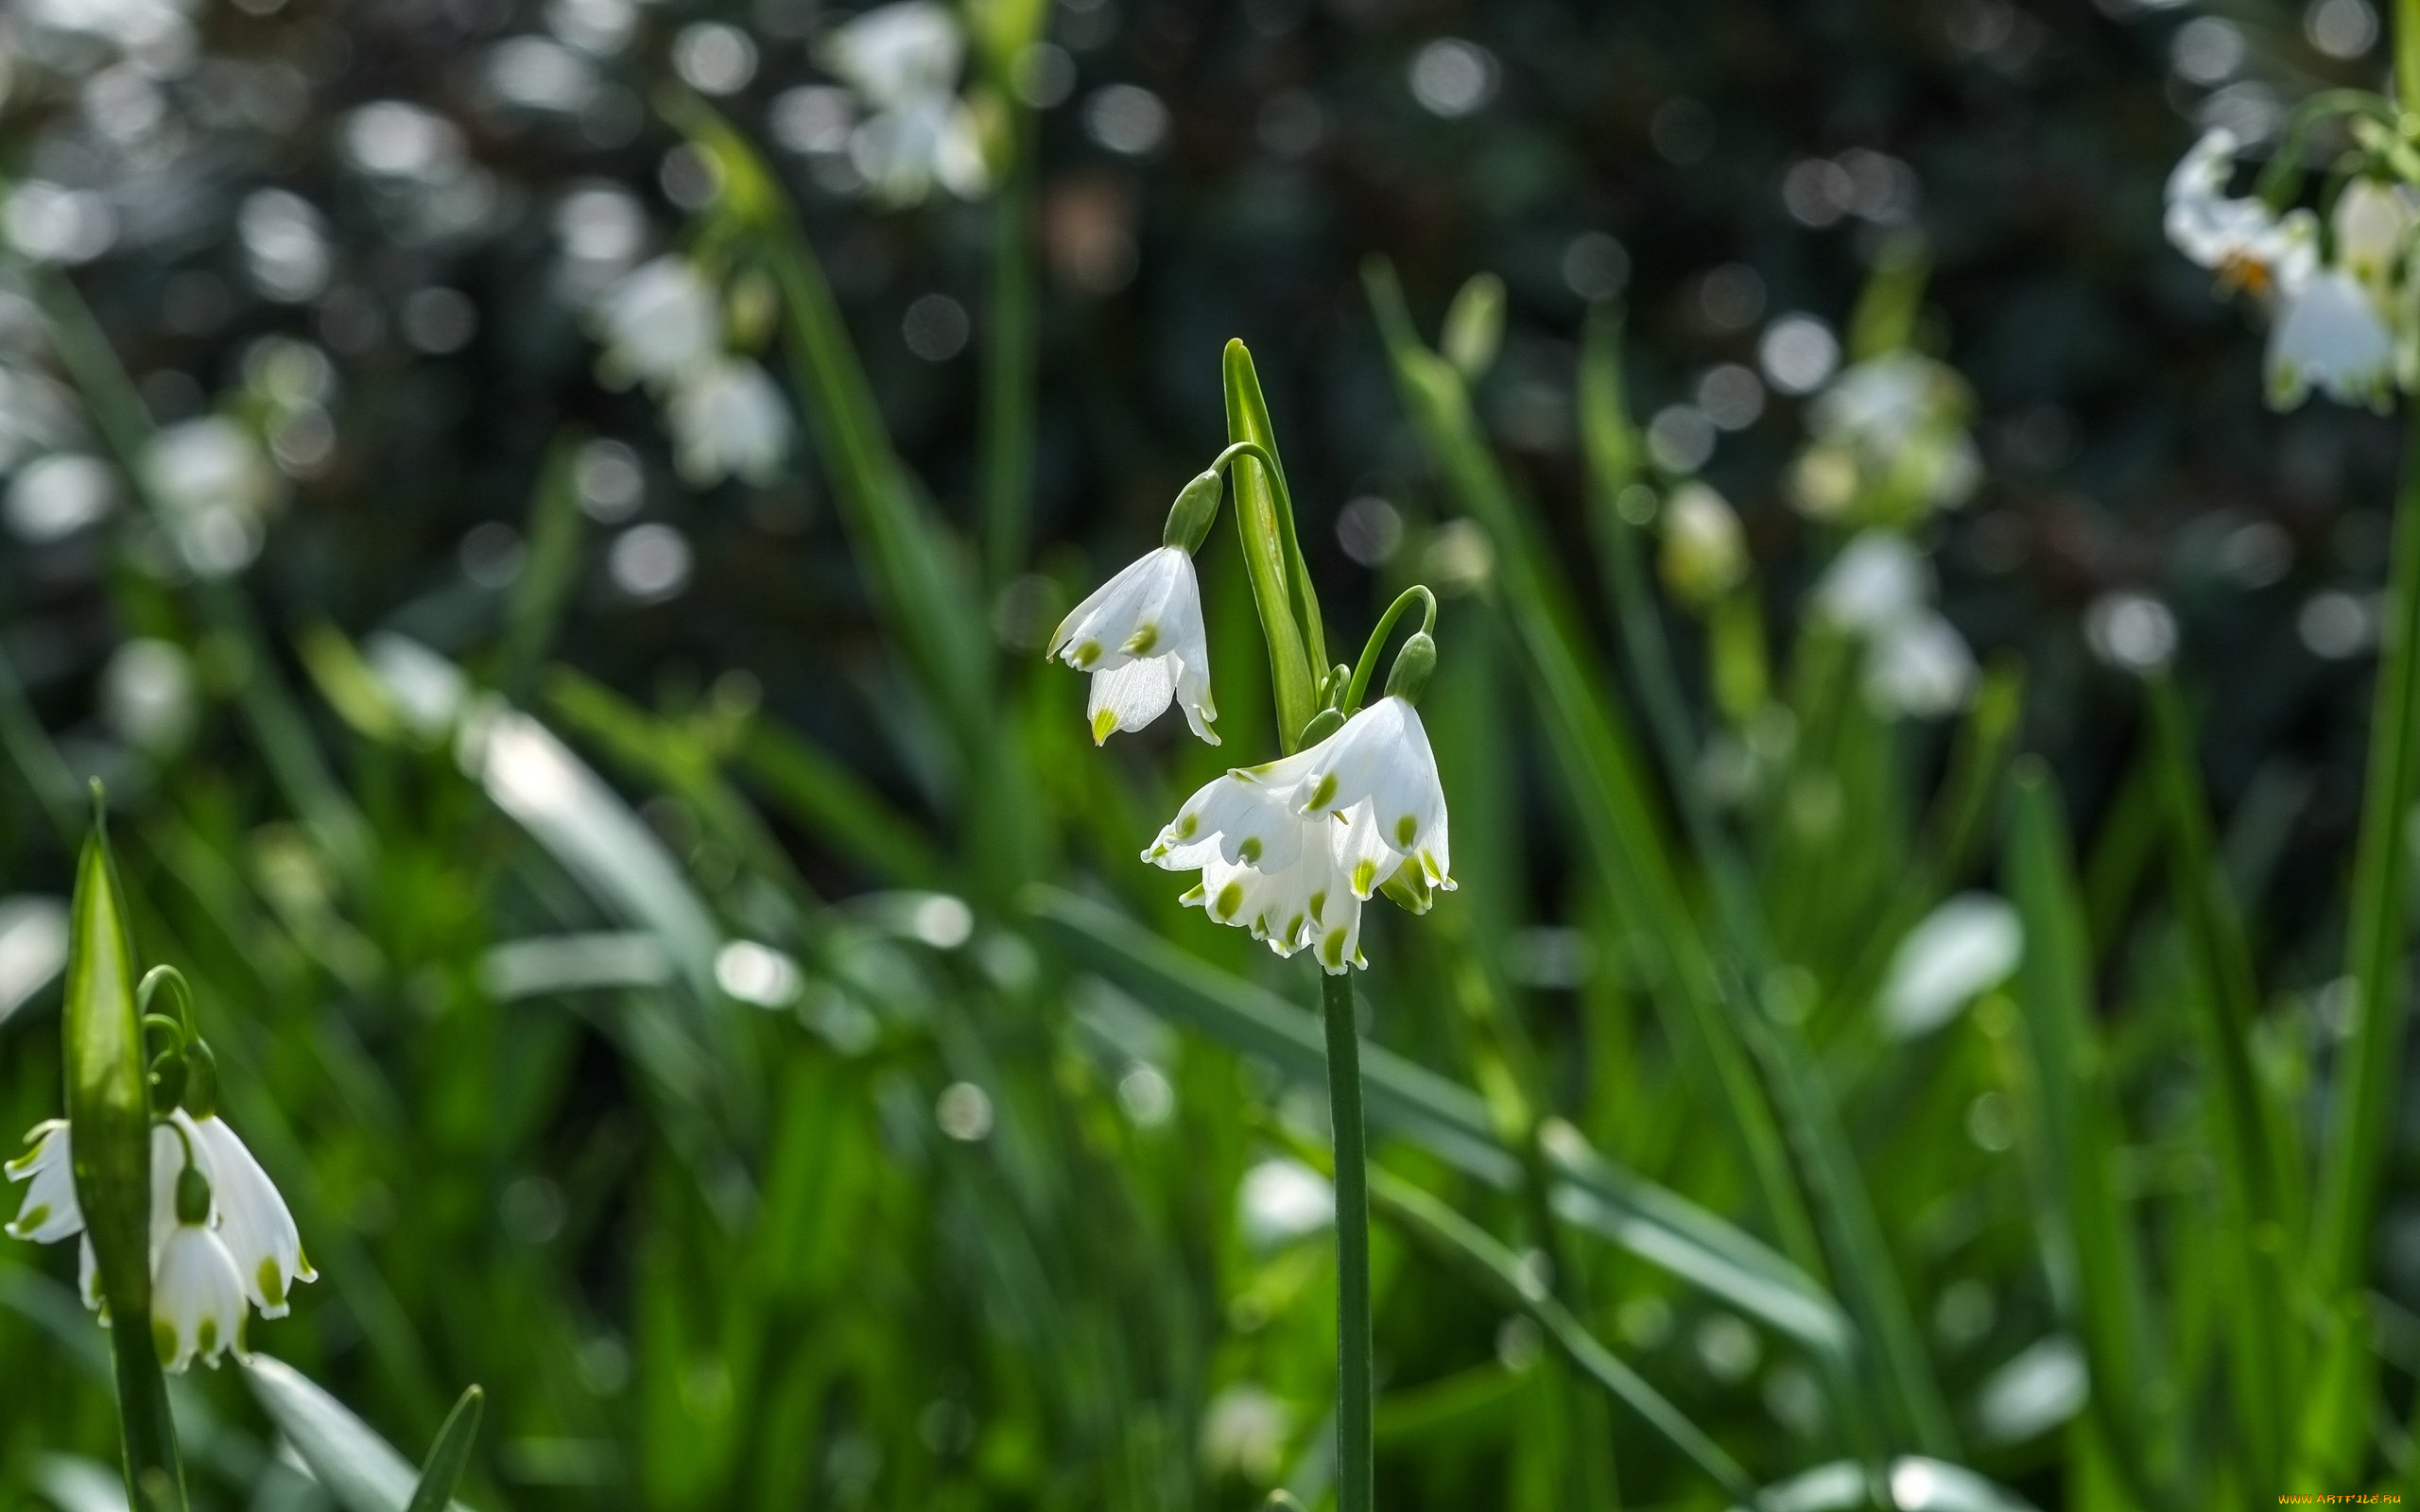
[3,0,2416,1506]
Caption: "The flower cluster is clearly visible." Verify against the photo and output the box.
[1789,352,1981,524]
[592,256,792,487]
[819,1,992,206]
[2166,128,2415,412]
[8,1002,312,1371]
[1051,457,1454,973]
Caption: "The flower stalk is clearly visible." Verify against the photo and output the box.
[64,788,186,1511]
[1321,971,1374,1512]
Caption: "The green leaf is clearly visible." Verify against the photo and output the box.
[2002,765,2172,1504]
[65,791,184,1509]
[245,1356,477,1512]
[1222,339,1324,747]
[1026,886,1854,1358]
[405,1386,486,1512]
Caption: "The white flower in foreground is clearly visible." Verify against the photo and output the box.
[1048,546,1219,744]
[152,1220,248,1371]
[4,1120,79,1243]
[668,359,791,486]
[2269,268,2396,412]
[1145,696,1453,971]
[594,256,721,390]
[8,1107,311,1367]
[822,1,989,203]
[188,1113,314,1316]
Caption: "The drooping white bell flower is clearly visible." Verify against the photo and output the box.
[1812,533,1930,634]
[152,1222,249,1371]
[821,1,990,204]
[667,358,792,486]
[1049,546,1219,744]
[594,256,721,390]
[2268,267,2396,411]
[1292,696,1455,894]
[187,1114,314,1317]
[5,1120,80,1244]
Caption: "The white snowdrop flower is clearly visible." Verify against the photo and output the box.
[1295,696,1455,894]
[2164,129,2315,293]
[152,1221,249,1371]
[143,417,282,576]
[594,256,721,390]
[1048,546,1219,745]
[2269,266,2396,411]
[821,1,990,203]
[187,1114,314,1317]
[1866,610,1977,718]
[666,359,791,486]
[5,1120,80,1244]
[2332,179,2416,293]
[1813,533,1930,633]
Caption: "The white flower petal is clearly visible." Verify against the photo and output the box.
[668,359,791,485]
[595,256,719,389]
[153,1224,249,1372]
[1293,698,1451,884]
[2268,267,2397,412]
[6,1120,81,1245]
[1086,657,1176,743]
[823,1,963,111]
[1052,548,1217,744]
[192,1115,313,1318]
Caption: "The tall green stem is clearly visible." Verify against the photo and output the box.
[980,116,1037,590]
[1322,971,1374,1512]
[2316,403,2420,1296]
[2399,0,2420,114]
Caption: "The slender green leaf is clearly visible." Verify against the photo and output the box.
[405,1386,485,1512]
[1222,339,1323,747]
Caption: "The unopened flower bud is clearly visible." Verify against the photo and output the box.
[1383,632,1436,704]
[1162,469,1226,553]
[175,1162,213,1227]
[182,1040,219,1122]
[1297,707,1346,747]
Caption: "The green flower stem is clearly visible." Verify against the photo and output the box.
[2400,0,2420,115]
[1340,586,1439,715]
[1321,971,1374,1512]
[2315,392,2420,1299]
[66,791,186,1511]
[980,111,1038,589]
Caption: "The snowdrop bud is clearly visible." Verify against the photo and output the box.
[1383,632,1436,704]
[1162,468,1224,553]
[182,1039,219,1119]
[1297,707,1346,747]
[175,1161,212,1226]
[1659,482,1748,607]
[148,1049,187,1114]
[1442,272,1506,380]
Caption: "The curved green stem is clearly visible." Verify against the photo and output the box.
[2256,89,2400,205]
[1341,587,1438,714]
[137,966,196,1040]
[1321,971,1374,1512]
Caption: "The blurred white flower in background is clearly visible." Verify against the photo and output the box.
[820,1,989,204]
[5,452,115,541]
[142,416,282,576]
[1813,532,1977,718]
[100,637,198,753]
[2165,129,2411,412]
[1793,352,1980,524]
[1657,481,1749,607]
[666,358,791,486]
[594,255,720,390]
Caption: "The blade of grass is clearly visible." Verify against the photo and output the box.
[2002,764,2172,1509]
[733,716,945,889]
[404,1387,485,1512]
[495,438,585,704]
[245,1356,475,1512]
[979,105,1038,589]
[2314,401,2420,1302]
[1371,262,1945,1459]
[1027,886,1855,1357]
[2143,678,2293,1487]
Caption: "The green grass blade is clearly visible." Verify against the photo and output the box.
[1366,262,1946,1459]
[734,717,945,889]
[496,438,585,704]
[2314,404,2420,1302]
[405,1386,485,1512]
[1357,1158,1763,1506]
[1027,886,1854,1357]
[2002,764,2172,1506]
[245,1356,475,1512]
[979,115,1038,588]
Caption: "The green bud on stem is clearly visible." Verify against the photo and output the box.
[1383,631,1437,704]
[1161,469,1225,553]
